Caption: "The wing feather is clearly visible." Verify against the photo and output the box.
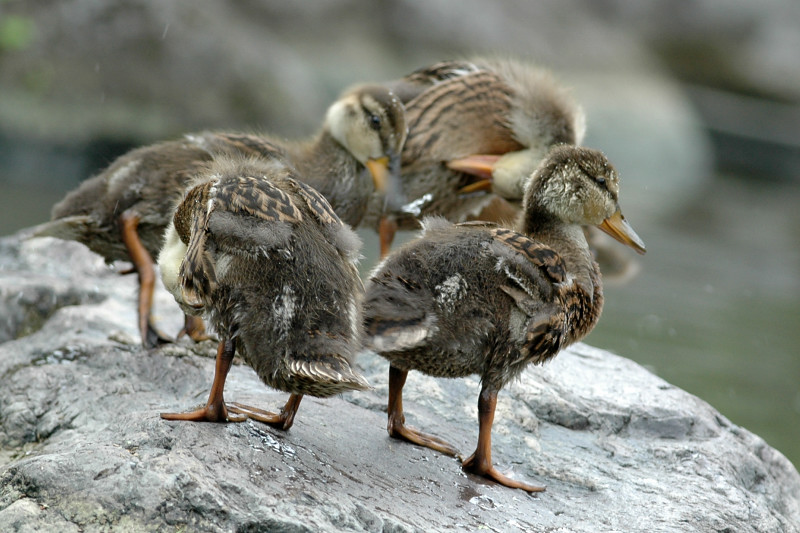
[487,227,566,284]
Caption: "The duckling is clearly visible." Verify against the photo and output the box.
[365,57,585,256]
[362,145,646,492]
[33,84,407,348]
[159,154,370,428]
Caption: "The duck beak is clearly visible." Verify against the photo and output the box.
[597,210,647,255]
[448,154,499,180]
[365,156,391,193]
[448,154,499,194]
[366,154,406,210]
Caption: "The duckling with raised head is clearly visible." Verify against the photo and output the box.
[33,85,406,348]
[366,56,585,256]
[159,154,370,428]
[363,145,646,492]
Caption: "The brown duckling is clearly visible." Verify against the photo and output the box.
[365,57,585,256]
[362,145,646,492]
[158,154,369,429]
[33,84,407,348]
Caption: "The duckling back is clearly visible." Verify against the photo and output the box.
[34,139,214,262]
[177,156,369,397]
[364,218,589,388]
[364,57,585,234]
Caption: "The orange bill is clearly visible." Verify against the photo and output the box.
[365,156,391,193]
[597,210,647,255]
[447,154,501,181]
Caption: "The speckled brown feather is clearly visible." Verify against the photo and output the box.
[173,156,370,397]
[362,145,643,492]
[200,133,290,162]
[363,58,585,239]
[290,179,344,228]
[364,145,637,389]
[36,85,404,348]
[384,60,482,101]
[484,226,567,284]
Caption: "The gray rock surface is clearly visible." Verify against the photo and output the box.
[1,229,799,532]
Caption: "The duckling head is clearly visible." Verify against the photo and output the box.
[325,84,407,196]
[524,145,646,254]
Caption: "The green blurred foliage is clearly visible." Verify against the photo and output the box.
[0,14,35,52]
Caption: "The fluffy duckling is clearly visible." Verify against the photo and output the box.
[159,155,370,428]
[33,85,406,348]
[366,57,585,256]
[362,145,646,492]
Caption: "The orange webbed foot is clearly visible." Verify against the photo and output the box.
[161,402,247,423]
[461,452,545,493]
[227,394,303,431]
[388,417,460,457]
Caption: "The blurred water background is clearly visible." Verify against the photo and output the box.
[0,1,798,468]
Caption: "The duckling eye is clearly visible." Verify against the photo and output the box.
[595,176,606,186]
[368,114,382,131]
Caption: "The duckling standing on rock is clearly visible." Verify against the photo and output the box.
[365,57,585,256]
[33,85,406,348]
[159,155,370,429]
[363,145,646,492]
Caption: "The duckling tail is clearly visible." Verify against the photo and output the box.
[286,355,372,397]
[29,215,95,241]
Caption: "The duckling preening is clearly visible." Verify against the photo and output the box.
[159,154,370,429]
[363,145,645,492]
[33,84,406,348]
[365,57,585,256]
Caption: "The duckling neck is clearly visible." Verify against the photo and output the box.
[521,209,603,343]
[288,131,369,226]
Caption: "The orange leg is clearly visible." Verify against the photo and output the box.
[461,385,546,492]
[119,210,171,348]
[386,365,459,456]
[378,217,398,258]
[179,314,213,342]
[227,393,303,431]
[161,339,246,422]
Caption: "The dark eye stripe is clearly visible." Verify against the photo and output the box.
[362,89,404,135]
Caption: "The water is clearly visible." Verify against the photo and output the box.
[586,173,800,468]
[1,157,798,470]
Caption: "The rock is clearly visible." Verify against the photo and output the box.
[1,229,799,533]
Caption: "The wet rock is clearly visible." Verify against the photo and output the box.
[1,230,799,533]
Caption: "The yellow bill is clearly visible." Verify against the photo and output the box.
[365,156,391,193]
[597,210,647,255]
